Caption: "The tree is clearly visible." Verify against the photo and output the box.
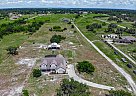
[53,26,61,30]
[76,61,95,74]
[22,90,29,96]
[71,25,74,28]
[108,90,132,96]
[6,46,18,55]
[32,69,41,78]
[56,78,90,96]
[50,35,66,43]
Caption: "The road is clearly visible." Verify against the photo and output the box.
[67,64,114,90]
[107,42,136,65]
[72,22,136,94]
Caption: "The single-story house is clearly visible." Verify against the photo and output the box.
[40,54,67,74]
[121,36,136,42]
[113,36,136,43]
[113,38,132,43]
[47,43,60,50]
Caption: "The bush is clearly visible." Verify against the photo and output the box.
[53,26,61,30]
[6,46,18,55]
[32,69,41,78]
[50,35,66,43]
[109,90,132,96]
[71,25,74,28]
[77,61,95,74]
[22,90,29,96]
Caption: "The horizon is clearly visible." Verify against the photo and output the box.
[0,0,136,10]
[0,7,135,11]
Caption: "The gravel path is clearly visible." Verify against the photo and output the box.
[67,64,114,90]
[72,22,136,94]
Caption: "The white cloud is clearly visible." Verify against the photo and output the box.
[0,0,135,9]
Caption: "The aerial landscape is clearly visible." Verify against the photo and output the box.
[0,0,136,96]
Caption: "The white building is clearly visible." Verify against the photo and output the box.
[47,43,60,50]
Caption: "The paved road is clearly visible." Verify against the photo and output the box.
[72,22,136,94]
[108,42,136,65]
[67,64,114,90]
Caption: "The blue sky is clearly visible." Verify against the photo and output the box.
[0,0,136,10]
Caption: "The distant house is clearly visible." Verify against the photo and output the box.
[101,34,118,39]
[40,54,67,74]
[47,43,60,50]
[62,18,70,23]
[121,36,136,42]
[113,36,136,43]
[113,39,132,43]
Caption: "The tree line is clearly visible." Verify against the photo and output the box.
[0,18,45,39]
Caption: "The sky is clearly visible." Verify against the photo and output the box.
[0,0,136,10]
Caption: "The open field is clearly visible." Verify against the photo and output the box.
[96,17,136,29]
[25,15,130,95]
[75,14,136,91]
[0,14,135,95]
[115,43,136,61]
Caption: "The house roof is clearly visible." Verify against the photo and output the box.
[121,36,136,41]
[41,54,66,70]
[114,38,132,43]
[48,43,60,48]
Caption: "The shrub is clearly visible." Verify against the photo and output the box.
[6,46,18,55]
[50,35,66,43]
[32,69,41,78]
[22,89,29,96]
[77,61,95,74]
[109,90,132,96]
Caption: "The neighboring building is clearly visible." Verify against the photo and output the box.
[121,36,136,42]
[62,18,70,23]
[113,36,136,43]
[101,34,118,39]
[47,43,60,50]
[113,39,132,43]
[40,54,67,74]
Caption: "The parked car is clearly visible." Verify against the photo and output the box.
[133,70,136,75]
[121,58,127,63]
[127,63,133,68]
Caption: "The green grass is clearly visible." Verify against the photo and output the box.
[0,32,28,63]
[27,14,76,23]
[94,41,136,81]
[75,14,136,83]
[115,43,136,61]
[0,18,13,25]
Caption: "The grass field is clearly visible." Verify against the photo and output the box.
[97,17,136,29]
[0,14,134,96]
[75,14,136,82]
[115,43,136,61]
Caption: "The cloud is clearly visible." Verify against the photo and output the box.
[0,0,135,9]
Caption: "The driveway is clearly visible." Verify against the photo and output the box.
[72,22,136,94]
[67,64,114,90]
